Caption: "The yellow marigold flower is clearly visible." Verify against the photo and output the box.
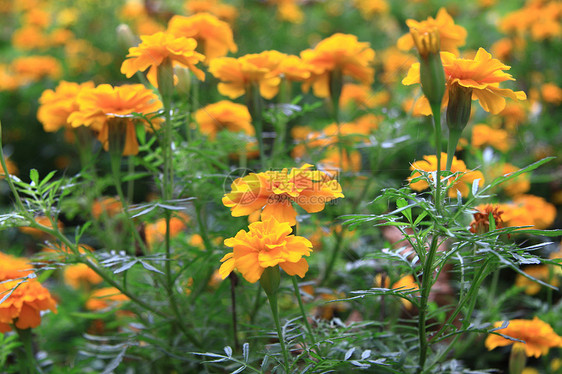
[485,317,562,358]
[275,54,313,82]
[515,265,559,296]
[379,47,417,85]
[541,83,562,104]
[500,1,562,41]
[167,13,237,62]
[0,278,57,332]
[392,274,419,309]
[68,84,162,156]
[194,100,254,140]
[409,153,485,198]
[37,80,95,133]
[184,0,238,23]
[219,217,313,283]
[0,64,21,91]
[353,0,389,20]
[145,214,189,249]
[397,8,467,56]
[403,48,527,115]
[86,287,129,311]
[270,0,304,24]
[121,31,205,87]
[471,124,512,152]
[223,164,344,225]
[320,148,362,174]
[499,101,528,131]
[209,50,285,99]
[11,55,61,82]
[63,263,103,290]
[301,33,375,98]
[0,252,32,281]
[470,204,505,234]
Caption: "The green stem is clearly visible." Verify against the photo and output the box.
[249,283,263,324]
[431,104,442,212]
[321,228,345,285]
[15,327,35,374]
[267,292,291,373]
[246,84,266,167]
[417,234,440,373]
[291,276,315,344]
[127,155,135,201]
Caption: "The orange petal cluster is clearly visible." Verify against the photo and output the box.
[485,317,562,358]
[222,164,344,225]
[194,100,254,140]
[68,84,163,156]
[219,217,313,283]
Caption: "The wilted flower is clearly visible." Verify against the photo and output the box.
[397,8,467,56]
[219,217,313,283]
[167,13,237,62]
[403,48,527,115]
[469,204,505,234]
[301,33,375,98]
[0,278,57,332]
[409,153,484,197]
[194,100,254,140]
[121,31,205,86]
[485,317,562,358]
[68,84,162,156]
[222,164,344,225]
[209,50,285,99]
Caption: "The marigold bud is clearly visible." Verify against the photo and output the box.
[411,28,445,110]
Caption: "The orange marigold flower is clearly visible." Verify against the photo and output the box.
[11,55,61,82]
[270,0,304,24]
[301,33,375,98]
[498,101,528,131]
[194,100,254,140]
[379,47,417,85]
[541,83,562,104]
[12,25,50,50]
[485,317,562,358]
[121,31,205,87]
[145,214,189,249]
[397,8,467,55]
[403,48,527,114]
[409,153,485,198]
[68,84,162,156]
[19,216,64,238]
[219,217,313,283]
[515,265,559,296]
[510,194,556,230]
[0,252,33,281]
[184,0,238,23]
[353,0,389,20]
[392,274,419,309]
[500,1,562,41]
[63,263,103,290]
[471,124,512,152]
[0,278,57,332]
[86,287,129,311]
[222,164,344,225]
[0,156,18,177]
[470,204,505,234]
[491,163,530,197]
[275,54,313,82]
[167,13,237,62]
[340,84,387,109]
[37,80,95,133]
[91,196,123,219]
[319,148,362,174]
[209,50,285,99]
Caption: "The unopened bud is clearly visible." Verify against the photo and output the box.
[411,28,446,110]
[446,83,472,132]
[116,24,139,52]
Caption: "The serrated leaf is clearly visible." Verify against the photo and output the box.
[344,347,355,360]
[139,260,164,274]
[113,261,137,274]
